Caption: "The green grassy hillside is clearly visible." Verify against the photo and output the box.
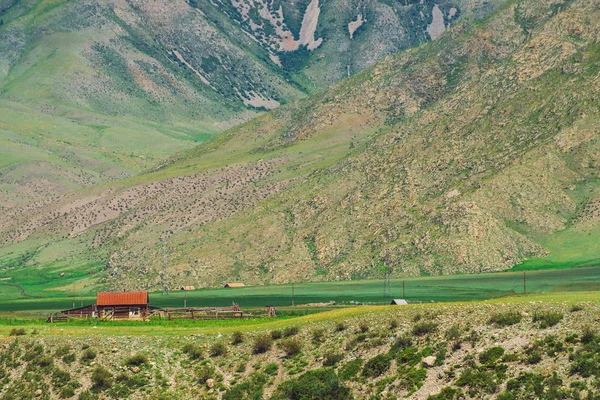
[0,0,502,207]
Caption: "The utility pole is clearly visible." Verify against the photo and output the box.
[291,282,295,307]
[523,271,527,295]
[383,265,391,298]
[184,289,187,308]
[162,236,168,295]
[72,283,76,309]
[402,280,406,299]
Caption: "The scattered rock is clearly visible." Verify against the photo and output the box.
[423,356,436,367]
[206,379,216,388]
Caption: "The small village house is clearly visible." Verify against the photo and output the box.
[96,291,149,320]
[60,291,150,321]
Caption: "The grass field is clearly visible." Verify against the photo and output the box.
[1,266,599,316]
[0,290,598,337]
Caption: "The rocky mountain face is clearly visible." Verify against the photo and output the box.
[0,0,499,208]
[1,0,599,291]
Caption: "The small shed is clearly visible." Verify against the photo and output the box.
[390,299,408,305]
[224,283,245,288]
[96,291,149,320]
[180,286,195,291]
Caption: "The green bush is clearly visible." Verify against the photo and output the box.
[91,366,113,391]
[280,338,302,356]
[55,346,71,357]
[283,326,300,337]
[323,351,344,367]
[412,322,438,337]
[581,326,596,344]
[252,334,273,354]
[358,321,369,333]
[232,331,244,345]
[273,368,352,400]
[223,372,268,400]
[427,387,463,400]
[570,304,584,312]
[389,319,399,330]
[81,348,97,363]
[489,311,522,327]
[62,353,76,364]
[182,343,204,360]
[479,347,505,365]
[456,367,496,395]
[445,324,462,341]
[209,342,228,357]
[362,354,391,378]
[334,322,346,332]
[9,328,26,336]
[532,311,563,329]
[264,363,279,376]
[312,328,325,344]
[338,358,363,380]
[125,353,148,367]
[196,365,215,384]
[271,330,282,340]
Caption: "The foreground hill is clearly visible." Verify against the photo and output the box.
[0,0,499,206]
[0,0,599,291]
[1,295,599,399]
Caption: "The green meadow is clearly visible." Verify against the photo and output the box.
[1,266,599,316]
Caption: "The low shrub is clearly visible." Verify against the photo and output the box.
[312,328,325,344]
[323,351,344,367]
[389,319,399,330]
[358,321,369,333]
[196,365,215,384]
[223,372,268,400]
[62,353,76,364]
[280,338,302,356]
[570,304,584,313]
[338,358,363,381]
[91,366,113,391]
[9,328,26,336]
[264,363,279,376]
[270,330,282,340]
[427,387,463,400]
[182,343,204,360]
[125,353,148,367]
[283,326,299,337]
[362,354,391,378]
[479,347,505,365]
[209,342,228,357]
[273,368,352,400]
[232,331,244,345]
[252,334,273,354]
[81,348,97,363]
[412,322,438,337]
[445,324,462,341]
[456,367,496,395]
[581,326,596,344]
[532,311,563,329]
[489,311,522,327]
[335,322,346,332]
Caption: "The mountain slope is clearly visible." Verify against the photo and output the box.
[0,0,505,206]
[1,0,599,293]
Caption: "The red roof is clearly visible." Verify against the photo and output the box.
[96,291,148,306]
